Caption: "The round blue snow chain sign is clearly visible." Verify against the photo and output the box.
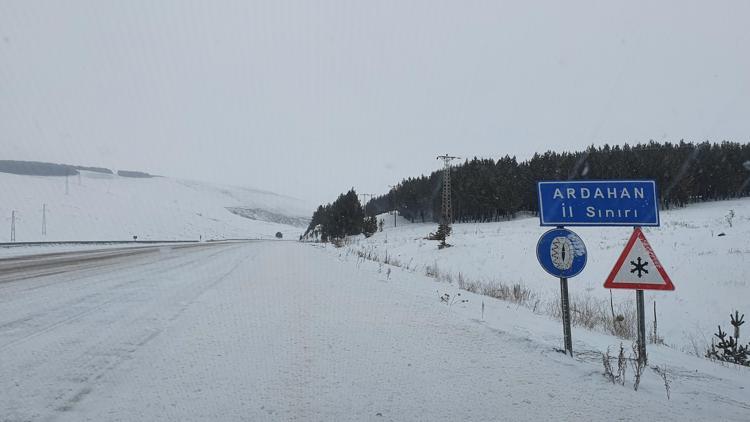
[536,228,587,278]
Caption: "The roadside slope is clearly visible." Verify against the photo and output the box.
[353,198,750,353]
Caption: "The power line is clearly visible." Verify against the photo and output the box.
[357,193,376,204]
[358,193,377,220]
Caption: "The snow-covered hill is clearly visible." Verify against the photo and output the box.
[344,198,750,354]
[0,171,311,242]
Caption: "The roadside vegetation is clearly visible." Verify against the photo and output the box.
[347,242,641,342]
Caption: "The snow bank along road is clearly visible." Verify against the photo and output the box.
[1,242,748,421]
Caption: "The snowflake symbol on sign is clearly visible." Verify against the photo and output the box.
[630,257,649,278]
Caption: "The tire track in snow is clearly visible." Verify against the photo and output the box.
[0,244,241,352]
[46,247,253,417]
[1,243,254,421]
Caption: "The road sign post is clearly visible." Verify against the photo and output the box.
[560,277,573,356]
[636,289,647,364]
[604,226,674,364]
[536,227,587,356]
[537,180,673,360]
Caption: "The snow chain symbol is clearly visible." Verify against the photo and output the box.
[550,236,574,271]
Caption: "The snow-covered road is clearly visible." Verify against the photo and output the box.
[1,242,747,421]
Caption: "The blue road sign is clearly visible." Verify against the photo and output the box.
[536,228,587,278]
[537,180,659,227]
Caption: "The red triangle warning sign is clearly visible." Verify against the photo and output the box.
[604,227,675,291]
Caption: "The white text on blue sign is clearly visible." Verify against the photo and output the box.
[537,180,659,227]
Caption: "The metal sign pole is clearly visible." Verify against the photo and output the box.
[636,289,647,365]
[560,277,573,356]
[537,226,586,358]
[632,224,647,365]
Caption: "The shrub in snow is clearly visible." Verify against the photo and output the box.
[652,365,671,400]
[427,223,452,249]
[601,343,627,386]
[631,342,645,391]
[602,342,671,397]
[725,209,735,228]
[362,216,378,237]
[439,292,467,307]
[706,311,749,366]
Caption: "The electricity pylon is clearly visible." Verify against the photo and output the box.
[435,154,459,248]
[358,193,376,215]
[388,185,398,227]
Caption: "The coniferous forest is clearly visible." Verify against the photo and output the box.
[305,141,750,240]
[304,189,377,242]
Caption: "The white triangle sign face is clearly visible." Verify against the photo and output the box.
[604,227,675,291]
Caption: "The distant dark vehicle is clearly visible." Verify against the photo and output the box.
[275,232,283,239]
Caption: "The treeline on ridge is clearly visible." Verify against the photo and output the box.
[0,160,157,178]
[365,141,750,224]
[305,141,750,240]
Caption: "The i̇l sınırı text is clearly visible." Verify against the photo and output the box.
[553,186,646,219]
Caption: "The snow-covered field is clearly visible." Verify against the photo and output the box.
[1,241,748,421]
[346,199,750,354]
[0,171,310,242]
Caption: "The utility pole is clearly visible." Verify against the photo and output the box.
[357,193,376,212]
[11,210,16,242]
[42,204,47,236]
[65,174,69,195]
[388,185,398,227]
[435,154,460,248]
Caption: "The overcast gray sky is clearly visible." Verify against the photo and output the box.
[2,1,749,204]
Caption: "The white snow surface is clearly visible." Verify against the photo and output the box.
[358,199,750,354]
[0,171,310,242]
[1,241,748,421]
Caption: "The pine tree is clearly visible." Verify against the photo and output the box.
[706,312,749,366]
